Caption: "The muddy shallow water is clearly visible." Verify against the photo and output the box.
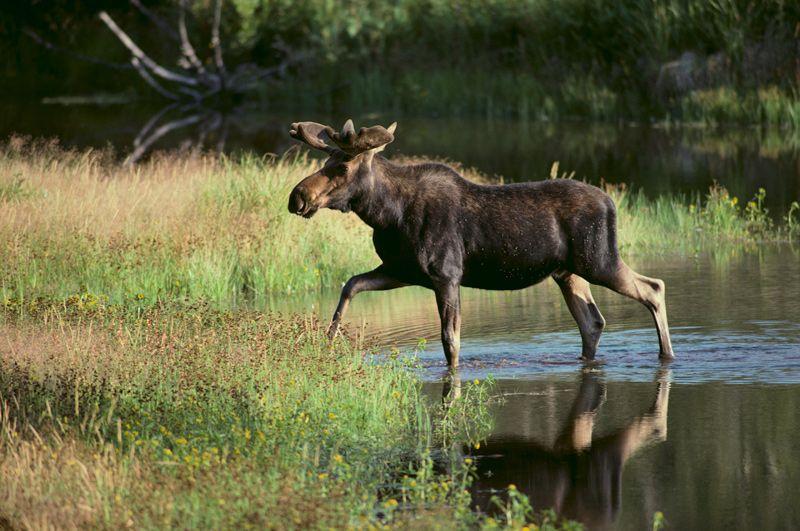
[280,247,800,529]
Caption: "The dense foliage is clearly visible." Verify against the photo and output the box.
[3,1,798,123]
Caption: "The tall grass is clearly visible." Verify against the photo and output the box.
[0,138,375,307]
[1,141,797,310]
[0,306,499,528]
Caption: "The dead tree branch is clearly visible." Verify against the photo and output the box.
[178,0,207,76]
[99,11,200,87]
[27,2,307,103]
[131,57,180,100]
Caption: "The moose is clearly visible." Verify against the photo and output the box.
[288,119,674,367]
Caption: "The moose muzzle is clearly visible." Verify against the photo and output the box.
[288,175,324,218]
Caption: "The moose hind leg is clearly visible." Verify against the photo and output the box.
[553,271,606,361]
[596,262,674,359]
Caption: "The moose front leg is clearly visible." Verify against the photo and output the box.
[328,266,407,339]
[434,281,462,368]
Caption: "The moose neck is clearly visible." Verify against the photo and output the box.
[349,155,411,231]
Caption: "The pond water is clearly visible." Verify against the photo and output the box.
[2,101,799,214]
[279,247,800,529]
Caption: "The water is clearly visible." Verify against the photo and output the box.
[2,102,799,214]
[279,247,800,529]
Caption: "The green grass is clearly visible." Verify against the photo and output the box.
[0,141,603,529]
[608,182,800,255]
[0,306,498,528]
[0,140,797,312]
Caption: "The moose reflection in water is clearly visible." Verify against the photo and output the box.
[470,368,670,528]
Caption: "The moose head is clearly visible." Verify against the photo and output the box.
[287,119,397,218]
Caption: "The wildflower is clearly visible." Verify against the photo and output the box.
[333,454,344,464]
[392,391,401,399]
[731,197,738,206]
[508,484,517,491]
[175,437,188,445]
[328,412,337,420]
[384,499,398,508]
[464,458,473,465]
[136,293,144,300]
[522,527,531,531]
[318,473,328,480]
[474,442,481,449]
[163,448,173,456]
[409,479,417,488]
[473,379,480,385]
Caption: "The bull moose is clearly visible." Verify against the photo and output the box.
[287,119,674,367]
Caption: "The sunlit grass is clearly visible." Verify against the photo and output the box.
[1,140,797,311]
[0,307,501,528]
[0,137,375,306]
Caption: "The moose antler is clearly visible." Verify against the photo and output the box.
[289,122,336,153]
[326,119,397,155]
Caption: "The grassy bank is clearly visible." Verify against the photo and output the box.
[1,141,797,308]
[0,306,498,528]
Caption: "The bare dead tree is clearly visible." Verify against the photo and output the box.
[25,0,305,103]
[95,0,305,102]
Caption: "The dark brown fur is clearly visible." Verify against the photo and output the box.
[288,120,674,367]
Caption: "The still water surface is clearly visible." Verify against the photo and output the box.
[279,247,800,529]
